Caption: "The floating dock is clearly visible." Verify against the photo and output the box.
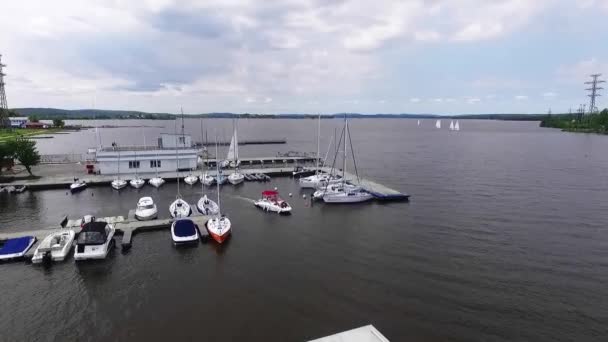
[0,214,210,262]
[308,325,390,342]
[321,167,410,201]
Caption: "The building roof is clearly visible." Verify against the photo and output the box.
[8,117,28,121]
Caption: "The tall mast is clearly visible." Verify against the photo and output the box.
[215,134,221,216]
[175,115,180,198]
[316,113,321,174]
[342,115,347,184]
[200,118,205,195]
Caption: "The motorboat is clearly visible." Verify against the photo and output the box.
[255,173,270,182]
[313,183,360,200]
[184,173,198,185]
[244,173,254,181]
[70,178,87,193]
[323,188,374,203]
[74,222,115,260]
[0,236,36,261]
[200,173,215,186]
[254,190,292,214]
[130,177,145,189]
[293,166,316,178]
[31,230,75,264]
[196,194,219,215]
[228,171,245,185]
[149,177,165,188]
[111,179,127,190]
[135,197,158,221]
[169,197,192,218]
[171,219,199,244]
[206,216,231,244]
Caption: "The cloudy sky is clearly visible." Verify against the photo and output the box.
[1,0,607,115]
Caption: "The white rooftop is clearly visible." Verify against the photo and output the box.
[308,325,389,342]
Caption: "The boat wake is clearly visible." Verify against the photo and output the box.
[233,196,257,204]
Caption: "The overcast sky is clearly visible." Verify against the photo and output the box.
[1,0,607,115]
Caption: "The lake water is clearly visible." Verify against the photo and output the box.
[1,119,607,341]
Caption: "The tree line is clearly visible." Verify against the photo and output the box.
[540,108,608,133]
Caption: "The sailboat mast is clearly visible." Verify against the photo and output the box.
[215,134,221,216]
[175,115,180,197]
[200,118,205,194]
[316,113,321,174]
[342,116,347,183]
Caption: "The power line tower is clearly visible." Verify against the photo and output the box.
[0,54,9,127]
[585,73,605,115]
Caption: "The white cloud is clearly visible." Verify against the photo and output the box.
[264,97,273,103]
[557,58,608,83]
[245,96,256,103]
[542,92,557,98]
[433,98,443,103]
[467,98,481,104]
[515,95,528,100]
[409,97,421,103]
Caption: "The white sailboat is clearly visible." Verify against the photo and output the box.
[435,119,441,129]
[149,150,165,187]
[299,115,339,188]
[129,150,145,188]
[449,120,455,130]
[417,119,420,126]
[169,111,192,219]
[322,117,373,204]
[227,119,245,185]
[111,150,127,190]
[206,136,232,244]
[197,118,220,216]
[454,120,460,131]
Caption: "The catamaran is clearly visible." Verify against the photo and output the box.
[31,230,75,264]
[322,118,373,204]
[111,150,127,190]
[206,136,232,244]
[169,111,192,218]
[227,119,245,185]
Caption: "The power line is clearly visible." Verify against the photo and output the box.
[584,73,605,115]
[0,54,8,127]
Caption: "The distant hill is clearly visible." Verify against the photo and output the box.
[10,108,547,121]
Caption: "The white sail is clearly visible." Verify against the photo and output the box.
[449,120,454,130]
[417,119,420,126]
[435,120,441,129]
[226,134,236,161]
[455,120,460,131]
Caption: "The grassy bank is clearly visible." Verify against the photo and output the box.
[0,128,62,143]
[540,109,608,134]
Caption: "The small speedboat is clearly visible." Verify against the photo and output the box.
[149,177,165,188]
[169,197,192,218]
[74,222,115,261]
[70,178,87,193]
[111,179,127,190]
[228,171,245,185]
[135,197,158,221]
[322,188,374,203]
[130,177,145,189]
[206,216,231,244]
[254,190,292,214]
[171,219,199,244]
[31,230,75,264]
[0,236,36,261]
[256,173,270,182]
[200,173,216,186]
[184,173,198,185]
[196,194,219,215]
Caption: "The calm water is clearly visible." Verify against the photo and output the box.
[1,119,607,341]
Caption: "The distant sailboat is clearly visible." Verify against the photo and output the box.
[449,120,455,130]
[454,120,460,131]
[435,120,441,129]
[417,119,420,126]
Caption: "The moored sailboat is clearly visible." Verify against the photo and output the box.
[206,136,232,244]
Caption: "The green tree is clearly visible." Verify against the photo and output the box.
[0,143,13,174]
[53,118,65,127]
[8,137,40,175]
[28,115,40,123]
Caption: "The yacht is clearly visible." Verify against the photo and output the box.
[227,120,245,185]
[228,172,245,185]
[171,219,199,244]
[184,173,198,185]
[31,230,75,264]
[130,177,145,189]
[170,198,191,218]
[205,136,232,244]
[70,178,87,193]
[111,179,127,190]
[149,177,165,188]
[254,190,292,214]
[135,197,158,221]
[74,222,115,260]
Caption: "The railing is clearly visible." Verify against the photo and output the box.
[40,154,84,164]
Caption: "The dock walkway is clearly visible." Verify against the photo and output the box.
[321,167,409,201]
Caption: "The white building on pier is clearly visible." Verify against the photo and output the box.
[94,133,199,175]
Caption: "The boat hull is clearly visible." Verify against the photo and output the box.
[74,230,115,261]
[70,183,87,193]
[32,230,75,264]
[206,217,231,244]
[322,192,374,203]
[130,179,145,189]
[149,178,165,188]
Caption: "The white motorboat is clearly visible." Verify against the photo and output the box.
[70,178,87,193]
[205,136,232,244]
[130,177,145,189]
[206,216,231,244]
[200,173,215,186]
[74,222,115,261]
[31,230,75,264]
[228,172,245,185]
[171,219,199,244]
[254,190,292,214]
[184,173,198,185]
[170,197,191,218]
[111,179,127,190]
[196,194,219,215]
[322,188,374,203]
[135,196,158,221]
[149,177,165,188]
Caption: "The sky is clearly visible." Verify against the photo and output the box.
[1,0,608,115]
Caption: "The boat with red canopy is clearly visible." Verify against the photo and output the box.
[254,190,292,214]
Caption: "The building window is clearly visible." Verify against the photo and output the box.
[128,161,140,169]
[150,160,161,168]
[178,137,185,145]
